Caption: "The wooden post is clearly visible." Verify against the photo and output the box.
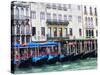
[38,47,39,57]
[75,41,77,55]
[84,41,86,54]
[80,41,82,54]
[89,41,91,52]
[90,40,92,51]
[51,45,54,54]
[47,47,50,54]
[58,42,61,54]
[66,41,68,55]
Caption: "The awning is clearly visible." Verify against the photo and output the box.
[27,42,39,47]
[11,43,20,47]
[39,41,58,46]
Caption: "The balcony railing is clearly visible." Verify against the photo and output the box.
[47,36,69,40]
[11,15,30,20]
[46,19,69,26]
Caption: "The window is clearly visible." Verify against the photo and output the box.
[85,17,87,24]
[48,27,51,37]
[96,30,98,37]
[89,30,91,37]
[64,15,67,21]
[31,11,36,19]
[58,14,62,22]
[90,7,92,15]
[16,7,19,19]
[16,25,20,34]
[58,4,62,10]
[26,25,30,34]
[69,28,73,36]
[16,36,20,44]
[52,4,56,9]
[22,36,25,44]
[26,36,30,43]
[26,8,29,17]
[59,28,62,37]
[47,13,51,20]
[21,25,25,34]
[65,28,68,36]
[69,15,72,22]
[63,4,67,11]
[94,8,97,16]
[68,4,71,9]
[46,4,51,8]
[84,6,87,14]
[88,17,90,25]
[78,16,81,23]
[32,27,36,36]
[79,29,82,36]
[91,30,94,37]
[40,12,45,20]
[53,13,57,21]
[96,18,98,26]
[77,5,81,10]
[54,27,57,36]
[86,30,94,37]
[21,8,24,19]
[91,17,93,25]
[41,27,45,36]
[86,30,88,37]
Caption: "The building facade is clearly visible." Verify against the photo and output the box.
[11,1,32,45]
[82,5,98,39]
[11,1,98,45]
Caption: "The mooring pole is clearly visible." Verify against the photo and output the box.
[58,42,61,54]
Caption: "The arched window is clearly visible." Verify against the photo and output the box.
[94,8,97,16]
[84,6,87,14]
[21,8,24,19]
[16,7,19,19]
[91,17,93,25]
[32,11,36,19]
[26,8,29,17]
[90,7,92,15]
[40,12,45,20]
[85,17,87,24]
[88,17,90,25]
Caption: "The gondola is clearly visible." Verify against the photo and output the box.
[31,54,48,66]
[70,53,83,61]
[11,59,16,73]
[81,50,95,59]
[47,54,59,64]
[58,54,68,62]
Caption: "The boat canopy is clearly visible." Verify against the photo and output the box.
[11,41,58,48]
[11,43,20,47]
[27,42,39,47]
[39,41,58,46]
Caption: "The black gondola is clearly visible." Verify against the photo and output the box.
[47,54,59,64]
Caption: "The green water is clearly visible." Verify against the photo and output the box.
[15,58,97,74]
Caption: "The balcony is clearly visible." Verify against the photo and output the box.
[46,19,69,26]
[11,15,30,20]
[47,36,69,40]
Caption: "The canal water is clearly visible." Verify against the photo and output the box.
[15,57,97,74]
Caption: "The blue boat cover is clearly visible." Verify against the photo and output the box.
[27,42,39,47]
[11,43,20,47]
[12,59,16,65]
[32,56,41,62]
[40,55,47,59]
[60,54,65,58]
[48,55,54,60]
